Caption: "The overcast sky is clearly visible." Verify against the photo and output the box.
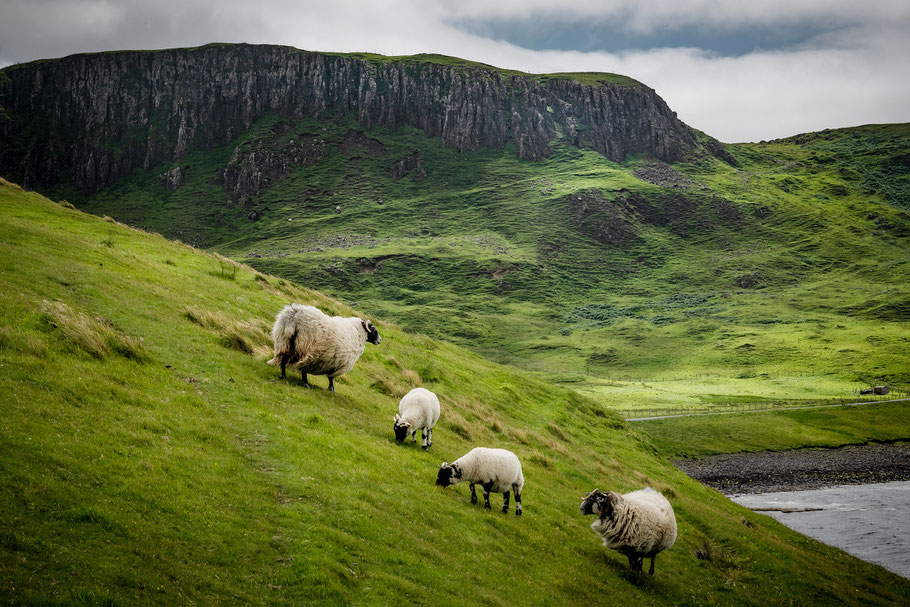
[1,0,908,142]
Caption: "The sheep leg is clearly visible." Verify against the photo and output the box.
[301,371,311,388]
[627,555,643,574]
[649,556,656,576]
[421,428,429,450]
[427,428,433,448]
[482,481,494,509]
[327,376,335,392]
[513,486,522,516]
[412,429,418,444]
[279,356,287,379]
[470,483,478,505]
[501,491,510,513]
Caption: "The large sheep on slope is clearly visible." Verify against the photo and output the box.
[394,387,440,450]
[580,487,677,575]
[267,303,380,392]
[436,447,524,515]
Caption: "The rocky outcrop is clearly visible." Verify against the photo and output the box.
[0,43,713,193]
[389,150,427,180]
[222,123,326,203]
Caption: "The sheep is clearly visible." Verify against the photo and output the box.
[394,387,440,450]
[267,303,380,392]
[579,487,677,575]
[436,447,523,515]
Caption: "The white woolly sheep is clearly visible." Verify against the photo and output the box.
[394,387,440,450]
[267,303,380,392]
[436,447,524,515]
[580,487,677,575]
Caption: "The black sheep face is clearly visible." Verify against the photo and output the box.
[435,463,462,487]
[393,415,410,443]
[362,319,381,345]
[580,489,616,519]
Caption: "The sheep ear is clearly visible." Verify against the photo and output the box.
[394,413,400,421]
[441,462,448,468]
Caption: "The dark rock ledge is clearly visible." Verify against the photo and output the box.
[674,442,910,495]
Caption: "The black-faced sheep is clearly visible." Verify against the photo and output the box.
[394,387,440,450]
[580,487,677,575]
[267,303,380,392]
[436,447,523,515]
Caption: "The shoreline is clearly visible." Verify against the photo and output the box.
[673,441,910,494]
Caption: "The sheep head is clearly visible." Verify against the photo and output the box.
[435,462,462,487]
[361,319,381,345]
[580,489,622,519]
[393,413,411,443]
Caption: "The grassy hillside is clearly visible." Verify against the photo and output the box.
[57,117,910,411]
[3,178,909,604]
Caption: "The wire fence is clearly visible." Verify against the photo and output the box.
[619,392,910,420]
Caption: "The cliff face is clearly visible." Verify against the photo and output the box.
[0,44,701,192]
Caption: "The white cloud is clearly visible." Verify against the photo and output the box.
[0,0,908,142]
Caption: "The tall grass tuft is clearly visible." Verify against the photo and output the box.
[40,300,148,361]
[184,306,271,355]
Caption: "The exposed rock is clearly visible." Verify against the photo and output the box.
[735,272,767,289]
[389,149,427,180]
[0,43,703,193]
[339,130,387,158]
[566,189,639,247]
[222,131,325,202]
[160,166,184,192]
[634,161,693,188]
[704,137,740,166]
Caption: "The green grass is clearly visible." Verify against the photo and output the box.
[3,179,910,604]
[58,116,910,412]
[634,401,910,459]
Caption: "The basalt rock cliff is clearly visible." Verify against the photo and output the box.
[0,43,716,192]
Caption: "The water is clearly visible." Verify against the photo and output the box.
[731,480,910,579]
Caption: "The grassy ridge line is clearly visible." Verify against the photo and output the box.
[2,180,909,604]
[635,402,910,459]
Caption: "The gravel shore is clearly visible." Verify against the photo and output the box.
[674,442,910,494]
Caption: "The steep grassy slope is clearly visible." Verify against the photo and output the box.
[60,117,910,409]
[3,179,909,604]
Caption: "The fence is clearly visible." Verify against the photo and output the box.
[618,391,910,420]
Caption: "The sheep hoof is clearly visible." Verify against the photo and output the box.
[484,503,491,510]
[502,507,509,514]
[422,445,429,451]
[471,496,478,505]
[515,510,522,516]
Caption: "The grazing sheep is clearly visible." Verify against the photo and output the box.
[580,487,677,575]
[436,447,523,515]
[394,387,440,450]
[267,303,380,392]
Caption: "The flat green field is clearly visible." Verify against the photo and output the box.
[634,401,910,458]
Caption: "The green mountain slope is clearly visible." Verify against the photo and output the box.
[2,179,909,604]
[60,116,910,410]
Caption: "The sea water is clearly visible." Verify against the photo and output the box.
[731,480,910,579]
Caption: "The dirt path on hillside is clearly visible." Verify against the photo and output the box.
[674,442,910,494]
